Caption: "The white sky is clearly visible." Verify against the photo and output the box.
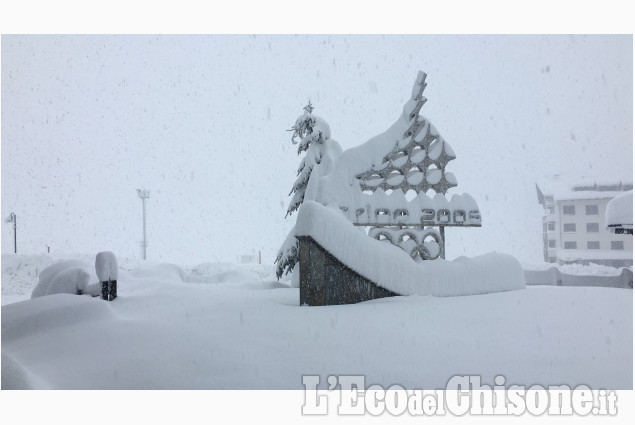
[1,34,632,266]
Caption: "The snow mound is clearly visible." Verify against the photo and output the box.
[558,263,625,276]
[295,201,525,296]
[45,267,92,296]
[239,280,291,290]
[2,294,116,343]
[188,268,258,284]
[523,265,632,288]
[191,262,245,276]
[130,263,186,283]
[31,260,93,299]
[1,351,51,390]
[191,262,278,282]
[522,261,626,276]
[1,253,630,390]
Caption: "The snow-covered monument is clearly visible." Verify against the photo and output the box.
[277,71,525,306]
[316,71,481,262]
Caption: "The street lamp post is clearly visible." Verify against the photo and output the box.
[137,189,150,260]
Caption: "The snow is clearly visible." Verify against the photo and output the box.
[275,226,299,281]
[95,251,118,281]
[555,190,629,202]
[523,261,626,276]
[1,254,54,302]
[315,71,479,228]
[44,267,92,296]
[291,111,332,153]
[605,190,633,228]
[406,170,424,185]
[277,106,343,280]
[523,263,632,288]
[426,168,442,184]
[1,252,631,390]
[538,176,633,202]
[30,259,93,299]
[2,351,51,390]
[302,139,343,205]
[556,248,633,261]
[295,201,525,296]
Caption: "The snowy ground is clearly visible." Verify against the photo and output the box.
[1,253,632,390]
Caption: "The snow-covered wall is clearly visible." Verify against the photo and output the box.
[524,267,632,289]
[295,201,525,297]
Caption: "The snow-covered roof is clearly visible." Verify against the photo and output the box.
[555,190,629,202]
[536,176,633,204]
[605,190,633,229]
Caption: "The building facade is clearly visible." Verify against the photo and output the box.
[536,179,633,267]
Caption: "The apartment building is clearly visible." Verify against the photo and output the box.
[536,178,633,267]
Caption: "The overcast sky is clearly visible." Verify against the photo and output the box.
[1,34,632,266]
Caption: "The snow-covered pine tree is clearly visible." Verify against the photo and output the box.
[275,102,342,282]
[285,102,331,217]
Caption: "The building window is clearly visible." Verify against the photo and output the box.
[587,241,600,249]
[586,223,599,232]
[548,240,556,248]
[586,205,599,215]
[547,222,555,231]
[547,206,555,214]
[564,241,577,249]
[611,241,624,250]
[563,223,576,233]
[563,205,576,215]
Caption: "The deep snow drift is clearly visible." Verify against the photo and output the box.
[1,253,631,390]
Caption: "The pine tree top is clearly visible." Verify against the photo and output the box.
[290,103,331,154]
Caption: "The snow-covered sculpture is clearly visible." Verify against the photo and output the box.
[285,71,524,306]
[316,71,480,260]
[275,103,342,282]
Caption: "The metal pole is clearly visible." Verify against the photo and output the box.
[142,196,147,260]
[137,189,150,260]
[12,213,16,254]
[440,225,445,260]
